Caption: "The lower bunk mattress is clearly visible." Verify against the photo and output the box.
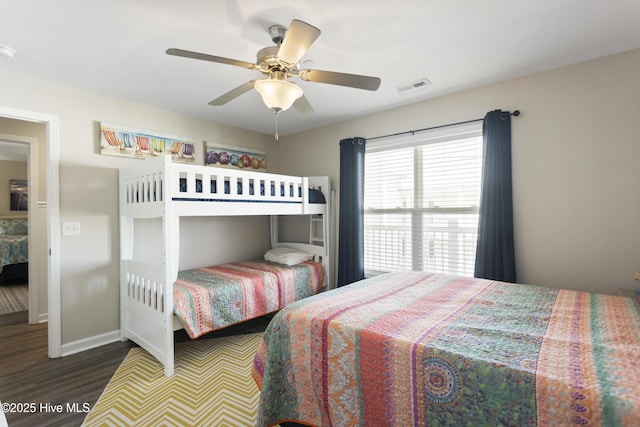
[252,271,640,427]
[173,260,324,339]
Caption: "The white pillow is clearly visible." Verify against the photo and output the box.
[264,247,313,266]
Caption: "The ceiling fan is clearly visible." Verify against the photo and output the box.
[166,19,381,138]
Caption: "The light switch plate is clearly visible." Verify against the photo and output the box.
[62,221,81,236]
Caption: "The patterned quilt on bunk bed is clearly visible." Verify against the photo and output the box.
[173,260,324,339]
[252,271,640,427]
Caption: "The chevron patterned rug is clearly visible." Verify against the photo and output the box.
[82,333,264,427]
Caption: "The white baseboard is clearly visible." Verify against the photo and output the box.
[61,329,121,357]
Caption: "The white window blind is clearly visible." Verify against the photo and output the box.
[364,124,483,277]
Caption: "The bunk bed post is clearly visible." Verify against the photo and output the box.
[325,187,333,290]
[119,168,131,341]
[325,179,334,290]
[162,155,177,376]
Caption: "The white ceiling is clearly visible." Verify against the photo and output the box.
[1,1,640,137]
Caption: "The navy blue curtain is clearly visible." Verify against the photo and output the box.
[337,137,366,287]
[474,110,516,282]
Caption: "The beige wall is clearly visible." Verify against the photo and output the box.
[0,69,276,344]
[277,48,640,295]
[0,160,27,216]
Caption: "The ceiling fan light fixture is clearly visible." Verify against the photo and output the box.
[254,78,303,112]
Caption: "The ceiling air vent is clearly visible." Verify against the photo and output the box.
[396,78,432,95]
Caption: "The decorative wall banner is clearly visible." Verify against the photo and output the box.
[99,122,196,163]
[204,141,267,171]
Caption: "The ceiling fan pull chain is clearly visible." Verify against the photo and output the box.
[274,110,280,141]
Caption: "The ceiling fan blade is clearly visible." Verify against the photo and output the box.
[277,20,321,65]
[293,95,316,117]
[166,48,257,70]
[209,80,257,105]
[300,69,381,91]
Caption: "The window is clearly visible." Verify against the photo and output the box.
[364,123,482,277]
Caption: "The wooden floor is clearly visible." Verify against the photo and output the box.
[0,311,276,427]
[0,310,133,427]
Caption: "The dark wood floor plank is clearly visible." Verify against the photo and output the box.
[0,313,133,427]
[0,309,28,326]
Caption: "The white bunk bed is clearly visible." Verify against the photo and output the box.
[119,154,332,376]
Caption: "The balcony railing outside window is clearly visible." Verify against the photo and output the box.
[364,211,479,276]
[364,125,482,277]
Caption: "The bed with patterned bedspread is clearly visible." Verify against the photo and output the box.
[252,271,640,426]
[173,260,324,339]
[0,217,28,276]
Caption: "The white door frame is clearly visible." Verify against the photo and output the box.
[0,133,39,324]
[0,105,61,358]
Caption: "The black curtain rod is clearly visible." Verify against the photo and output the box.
[367,109,520,141]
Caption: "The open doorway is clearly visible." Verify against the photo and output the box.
[0,107,61,358]
[0,137,32,317]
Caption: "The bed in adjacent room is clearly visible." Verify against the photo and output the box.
[252,271,640,426]
[0,216,28,282]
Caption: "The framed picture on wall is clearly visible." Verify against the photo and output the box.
[99,122,196,163]
[204,141,267,171]
[10,179,28,211]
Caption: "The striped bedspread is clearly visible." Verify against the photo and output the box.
[252,271,640,427]
[173,260,324,339]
